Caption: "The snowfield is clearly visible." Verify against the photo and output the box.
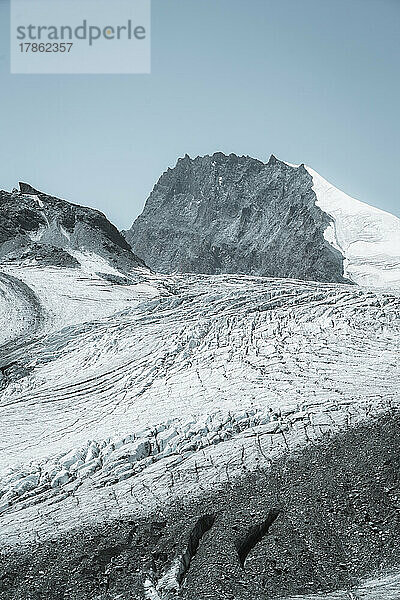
[287,162,400,291]
[0,258,399,550]
[309,166,400,290]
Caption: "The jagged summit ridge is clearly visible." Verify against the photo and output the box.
[3,151,399,292]
[125,153,347,284]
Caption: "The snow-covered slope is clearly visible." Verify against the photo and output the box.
[291,164,400,290]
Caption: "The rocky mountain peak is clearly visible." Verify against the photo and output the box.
[19,182,42,195]
[0,184,145,273]
[124,152,348,283]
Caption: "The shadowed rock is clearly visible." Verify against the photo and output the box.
[0,184,145,272]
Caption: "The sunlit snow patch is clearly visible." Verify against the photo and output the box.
[286,161,400,290]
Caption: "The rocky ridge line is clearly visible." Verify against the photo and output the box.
[0,182,145,273]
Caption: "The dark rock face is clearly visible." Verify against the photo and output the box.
[2,242,80,268]
[0,184,145,271]
[125,153,348,283]
[18,182,42,195]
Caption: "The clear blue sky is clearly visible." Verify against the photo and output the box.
[0,0,399,228]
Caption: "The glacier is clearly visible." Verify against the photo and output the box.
[0,169,400,599]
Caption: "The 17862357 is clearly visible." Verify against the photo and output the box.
[19,42,74,52]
